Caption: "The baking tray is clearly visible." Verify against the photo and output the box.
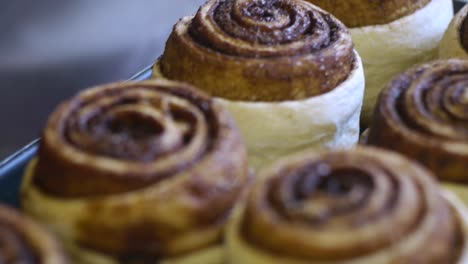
[0,1,466,207]
[456,0,468,11]
[0,65,154,207]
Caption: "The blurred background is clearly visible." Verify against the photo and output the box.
[0,0,206,159]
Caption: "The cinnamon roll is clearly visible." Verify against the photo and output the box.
[21,80,249,263]
[367,59,468,204]
[154,0,365,170]
[440,3,468,59]
[0,204,67,264]
[227,147,468,263]
[306,0,453,125]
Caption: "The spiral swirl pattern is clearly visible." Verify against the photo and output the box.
[368,60,468,183]
[65,85,211,162]
[191,0,342,57]
[34,80,245,197]
[228,148,465,263]
[0,205,67,264]
[159,0,355,101]
[23,80,248,261]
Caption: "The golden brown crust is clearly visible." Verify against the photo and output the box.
[0,205,67,264]
[236,147,464,262]
[367,60,468,184]
[159,0,355,101]
[305,0,431,27]
[27,80,249,259]
[34,80,246,197]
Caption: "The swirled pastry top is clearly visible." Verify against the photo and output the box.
[0,205,67,264]
[33,80,246,197]
[367,60,468,182]
[235,147,465,263]
[368,60,468,153]
[25,80,248,261]
[160,0,356,101]
[305,0,431,27]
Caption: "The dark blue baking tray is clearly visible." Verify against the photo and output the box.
[0,65,154,207]
[456,0,468,11]
[0,1,466,207]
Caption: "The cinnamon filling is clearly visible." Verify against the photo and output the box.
[238,149,460,262]
[270,165,377,225]
[389,63,468,141]
[189,0,345,58]
[161,0,356,101]
[32,84,222,197]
